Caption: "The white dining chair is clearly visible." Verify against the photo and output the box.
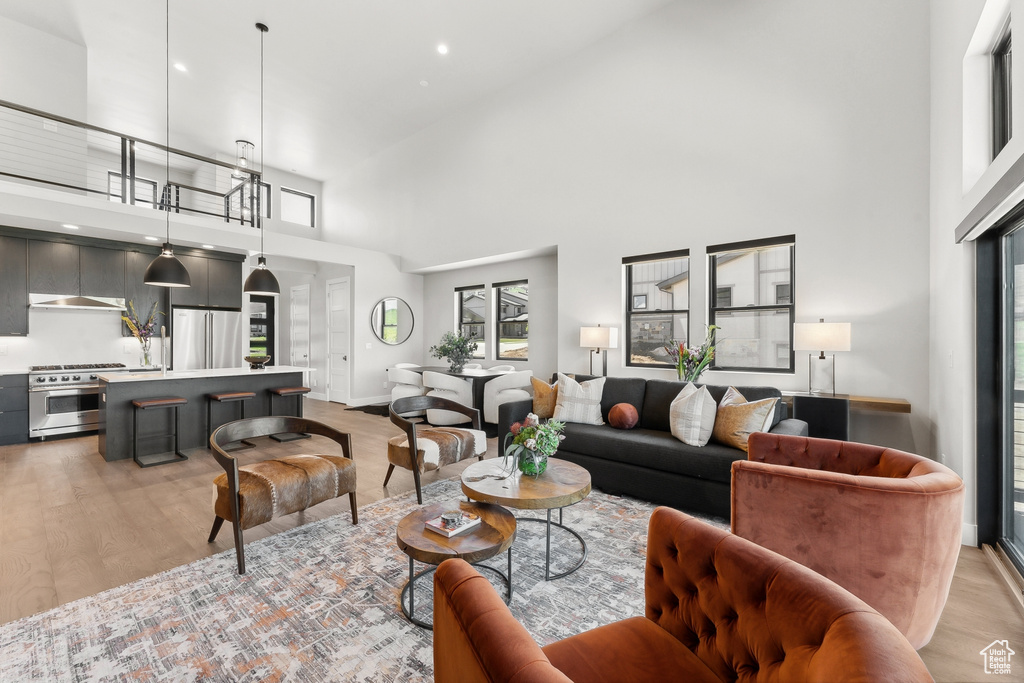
[422,371,474,425]
[463,363,482,370]
[490,365,515,372]
[387,367,428,415]
[483,370,533,424]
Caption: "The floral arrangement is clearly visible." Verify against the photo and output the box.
[429,331,478,372]
[665,324,719,382]
[504,412,565,476]
[122,300,160,366]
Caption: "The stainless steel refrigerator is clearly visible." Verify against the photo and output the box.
[172,307,245,370]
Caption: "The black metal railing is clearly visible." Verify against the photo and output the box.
[0,98,263,226]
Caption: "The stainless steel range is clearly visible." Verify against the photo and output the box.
[29,363,131,439]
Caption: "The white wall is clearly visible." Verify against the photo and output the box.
[0,16,86,119]
[325,0,932,452]
[421,253,558,380]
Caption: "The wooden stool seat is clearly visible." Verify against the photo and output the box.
[268,386,312,442]
[132,396,188,468]
[208,391,258,451]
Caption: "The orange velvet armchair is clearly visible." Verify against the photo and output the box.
[732,432,965,650]
[433,506,932,683]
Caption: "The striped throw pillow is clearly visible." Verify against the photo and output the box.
[553,373,605,425]
[669,383,717,446]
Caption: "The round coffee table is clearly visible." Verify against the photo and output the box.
[461,457,591,580]
[396,500,516,629]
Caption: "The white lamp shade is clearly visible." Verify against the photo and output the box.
[793,322,851,352]
[580,326,619,349]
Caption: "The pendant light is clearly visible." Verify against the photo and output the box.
[144,0,191,288]
[244,22,280,296]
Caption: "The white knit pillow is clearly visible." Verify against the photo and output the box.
[553,373,605,425]
[669,383,717,446]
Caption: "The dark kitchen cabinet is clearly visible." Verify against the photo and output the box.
[80,246,125,298]
[123,250,168,337]
[28,240,80,295]
[0,236,28,336]
[207,258,243,309]
[169,255,210,308]
[0,374,28,445]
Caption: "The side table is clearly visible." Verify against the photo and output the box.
[395,500,516,629]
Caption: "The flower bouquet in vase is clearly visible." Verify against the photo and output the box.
[503,413,565,477]
[665,325,719,382]
[122,301,160,367]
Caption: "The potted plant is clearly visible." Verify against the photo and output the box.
[503,413,565,476]
[429,331,478,372]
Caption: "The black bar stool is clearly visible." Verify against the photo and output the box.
[132,396,189,468]
[207,391,257,450]
[268,386,311,442]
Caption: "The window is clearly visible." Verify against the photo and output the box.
[495,280,528,360]
[624,250,689,367]
[708,235,795,372]
[457,285,486,358]
[108,172,158,209]
[281,187,316,227]
[994,26,1012,158]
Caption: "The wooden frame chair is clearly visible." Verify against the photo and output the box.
[387,395,486,504]
[209,416,358,574]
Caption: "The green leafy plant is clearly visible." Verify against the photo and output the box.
[429,331,478,371]
[503,413,565,476]
[665,324,719,382]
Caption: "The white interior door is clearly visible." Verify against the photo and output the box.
[289,284,310,367]
[327,277,350,403]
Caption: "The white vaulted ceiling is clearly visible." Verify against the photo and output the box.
[0,0,673,181]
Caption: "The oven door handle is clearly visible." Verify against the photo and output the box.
[30,385,99,394]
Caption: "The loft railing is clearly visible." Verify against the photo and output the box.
[0,98,263,226]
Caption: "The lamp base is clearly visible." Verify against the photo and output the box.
[589,349,608,377]
[807,354,835,395]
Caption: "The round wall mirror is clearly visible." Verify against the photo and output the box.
[371,297,414,345]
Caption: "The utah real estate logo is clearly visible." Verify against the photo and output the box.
[980,640,1015,675]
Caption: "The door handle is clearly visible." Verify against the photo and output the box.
[343,355,348,361]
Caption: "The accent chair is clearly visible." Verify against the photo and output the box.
[482,369,533,424]
[422,370,474,425]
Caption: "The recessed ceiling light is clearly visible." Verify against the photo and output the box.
[174,62,187,72]
[437,44,449,55]
[62,223,79,230]
[144,236,160,242]
[202,244,215,249]
[420,80,429,87]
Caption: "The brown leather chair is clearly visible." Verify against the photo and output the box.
[732,432,965,649]
[433,506,932,683]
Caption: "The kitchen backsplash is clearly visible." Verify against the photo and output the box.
[0,308,167,370]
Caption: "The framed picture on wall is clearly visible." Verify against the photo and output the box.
[632,294,647,310]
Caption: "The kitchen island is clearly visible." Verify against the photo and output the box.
[97,366,309,462]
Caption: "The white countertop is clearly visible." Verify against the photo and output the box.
[98,365,309,383]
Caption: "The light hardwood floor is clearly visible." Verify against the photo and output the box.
[1,398,1021,682]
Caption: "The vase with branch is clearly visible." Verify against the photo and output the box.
[122,301,160,367]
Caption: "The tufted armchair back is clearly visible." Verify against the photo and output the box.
[645,507,932,682]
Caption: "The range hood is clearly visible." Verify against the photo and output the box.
[29,293,127,311]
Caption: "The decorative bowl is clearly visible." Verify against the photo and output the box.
[244,355,271,370]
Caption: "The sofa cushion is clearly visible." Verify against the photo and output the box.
[642,380,784,431]
[574,374,648,422]
[532,377,558,419]
[554,373,605,425]
[560,422,744,484]
[609,403,639,430]
[669,384,717,446]
[710,388,777,452]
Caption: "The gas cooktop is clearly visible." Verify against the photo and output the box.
[29,363,128,372]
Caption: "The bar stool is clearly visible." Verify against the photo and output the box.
[132,396,189,468]
[268,386,311,442]
[207,391,257,451]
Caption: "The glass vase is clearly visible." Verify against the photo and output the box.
[140,343,152,367]
[518,450,548,477]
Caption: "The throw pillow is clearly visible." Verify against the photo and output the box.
[669,383,717,446]
[553,373,605,425]
[609,403,639,430]
[531,377,558,419]
[711,387,778,452]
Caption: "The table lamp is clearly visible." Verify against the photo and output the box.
[793,318,851,395]
[580,325,619,376]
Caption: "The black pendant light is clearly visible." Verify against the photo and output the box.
[144,0,190,288]
[244,22,280,296]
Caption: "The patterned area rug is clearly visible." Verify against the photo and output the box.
[0,477,726,682]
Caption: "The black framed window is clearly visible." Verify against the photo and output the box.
[495,280,528,361]
[708,235,795,372]
[457,285,486,358]
[624,249,689,367]
[280,186,316,227]
[994,26,1013,159]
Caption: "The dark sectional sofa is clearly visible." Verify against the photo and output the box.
[499,375,808,519]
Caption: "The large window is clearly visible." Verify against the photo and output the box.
[624,250,689,367]
[457,285,486,358]
[281,187,316,227]
[708,236,795,372]
[994,25,1013,159]
[495,280,528,361]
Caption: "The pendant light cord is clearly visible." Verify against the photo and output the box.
[165,0,170,241]
[258,23,267,259]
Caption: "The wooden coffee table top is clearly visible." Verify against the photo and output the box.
[461,458,592,511]
[396,500,516,566]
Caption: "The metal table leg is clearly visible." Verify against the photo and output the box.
[400,549,513,630]
[515,506,588,580]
